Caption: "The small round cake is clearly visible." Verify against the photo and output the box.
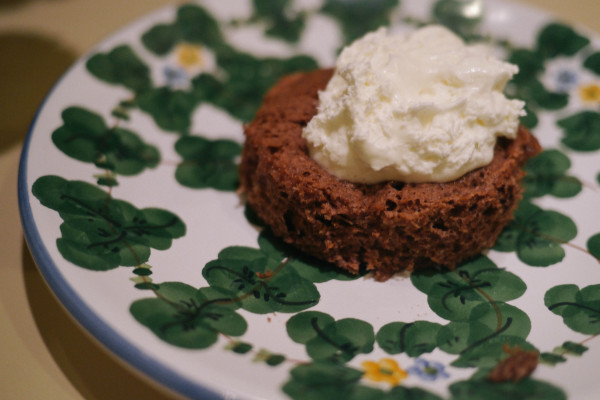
[239,69,540,280]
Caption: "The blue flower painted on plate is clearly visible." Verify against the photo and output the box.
[163,65,189,89]
[407,358,450,382]
[555,69,579,93]
[551,67,600,105]
[542,57,600,108]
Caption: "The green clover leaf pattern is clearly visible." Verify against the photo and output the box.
[282,362,379,400]
[256,230,359,283]
[522,149,582,198]
[202,235,321,314]
[506,23,591,129]
[545,284,600,335]
[191,51,318,122]
[284,360,446,400]
[584,51,600,75]
[557,111,600,152]
[408,257,533,369]
[252,0,306,43]
[141,4,225,55]
[130,282,247,348]
[376,321,443,357]
[588,233,600,259]
[509,49,544,85]
[174,135,242,191]
[32,175,185,271]
[494,201,577,266]
[449,377,567,400]
[140,3,319,122]
[536,23,590,59]
[286,311,375,363]
[411,256,527,321]
[385,387,444,400]
[52,106,160,178]
[86,45,152,91]
[136,87,199,134]
[321,0,399,45]
[447,312,533,369]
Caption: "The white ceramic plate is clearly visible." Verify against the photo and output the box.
[19,1,600,399]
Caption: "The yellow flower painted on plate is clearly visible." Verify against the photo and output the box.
[579,83,600,104]
[362,358,408,386]
[176,43,205,70]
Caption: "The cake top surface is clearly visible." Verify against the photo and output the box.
[302,25,525,183]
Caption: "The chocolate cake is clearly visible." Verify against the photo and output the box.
[239,69,541,280]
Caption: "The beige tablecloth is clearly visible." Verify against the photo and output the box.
[1,1,598,399]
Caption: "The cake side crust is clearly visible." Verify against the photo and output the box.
[240,69,541,280]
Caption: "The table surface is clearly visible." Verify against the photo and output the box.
[2,1,599,399]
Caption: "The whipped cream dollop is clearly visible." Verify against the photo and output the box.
[302,25,525,183]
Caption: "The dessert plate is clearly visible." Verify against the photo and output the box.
[19,0,600,399]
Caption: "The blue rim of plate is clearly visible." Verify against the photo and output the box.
[16,6,224,400]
